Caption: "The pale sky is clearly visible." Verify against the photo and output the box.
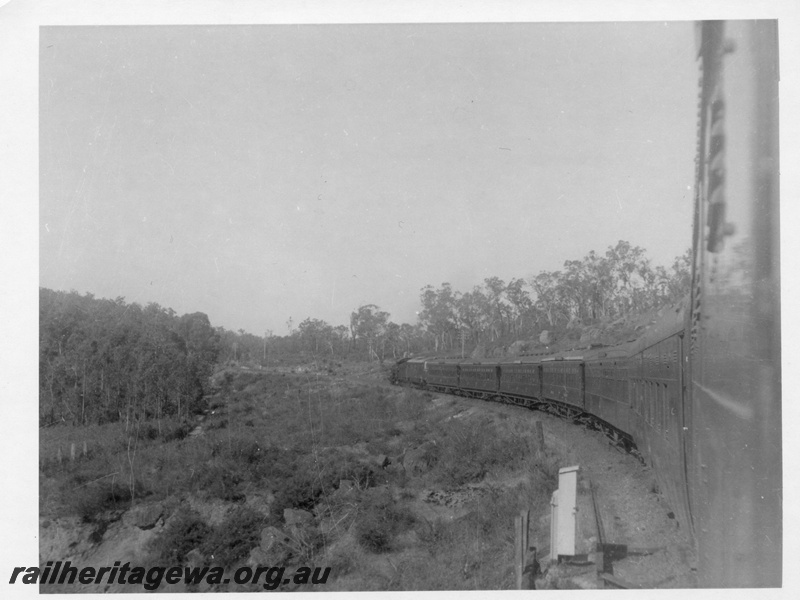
[41,22,698,334]
[3,0,799,591]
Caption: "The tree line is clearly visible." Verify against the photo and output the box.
[40,241,690,425]
[417,240,691,352]
[245,240,691,360]
[40,289,220,427]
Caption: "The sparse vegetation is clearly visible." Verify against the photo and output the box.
[355,489,416,553]
[148,507,212,564]
[201,506,266,568]
[41,364,572,590]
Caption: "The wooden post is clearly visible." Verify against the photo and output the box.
[83,440,88,458]
[527,547,538,590]
[515,515,523,589]
[535,421,545,455]
[521,509,532,590]
[70,442,76,462]
[516,509,535,589]
[521,509,529,557]
[595,542,605,578]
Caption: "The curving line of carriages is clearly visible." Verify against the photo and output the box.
[392,298,692,532]
[394,21,782,587]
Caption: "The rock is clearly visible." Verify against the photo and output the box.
[567,316,582,330]
[403,441,438,475]
[245,492,274,518]
[283,508,314,526]
[124,503,164,530]
[362,484,391,504]
[373,454,390,468]
[338,479,356,493]
[257,525,293,565]
[247,544,289,570]
[386,458,405,474]
[317,516,341,537]
[331,479,357,501]
[570,573,602,589]
[185,548,204,570]
[539,330,552,344]
[508,341,529,356]
[261,525,290,551]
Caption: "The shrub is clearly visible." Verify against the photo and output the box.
[138,423,160,441]
[64,475,144,522]
[149,507,212,564]
[355,490,415,554]
[434,419,522,487]
[192,461,245,502]
[205,418,228,431]
[224,436,263,464]
[233,372,264,392]
[201,507,265,568]
[161,421,192,442]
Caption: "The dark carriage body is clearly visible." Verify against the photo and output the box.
[458,362,499,396]
[424,360,460,392]
[390,20,781,588]
[498,359,542,401]
[541,357,584,410]
[583,345,633,434]
[404,358,427,387]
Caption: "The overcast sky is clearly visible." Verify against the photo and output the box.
[40,22,699,335]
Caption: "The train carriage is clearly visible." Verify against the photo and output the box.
[627,306,692,531]
[541,357,584,411]
[688,20,781,586]
[391,20,780,587]
[498,359,542,403]
[458,362,499,397]
[404,358,426,387]
[424,360,460,393]
[584,346,633,434]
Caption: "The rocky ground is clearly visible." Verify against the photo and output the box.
[39,364,695,592]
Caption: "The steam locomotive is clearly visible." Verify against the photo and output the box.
[392,21,781,588]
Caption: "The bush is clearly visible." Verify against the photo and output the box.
[233,372,265,392]
[65,475,144,522]
[201,507,265,568]
[138,423,160,441]
[435,419,522,486]
[270,449,382,519]
[162,421,192,442]
[355,490,415,553]
[149,508,212,564]
[192,461,245,502]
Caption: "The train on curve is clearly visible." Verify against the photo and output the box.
[392,21,781,588]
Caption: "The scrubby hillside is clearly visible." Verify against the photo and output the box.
[39,368,566,592]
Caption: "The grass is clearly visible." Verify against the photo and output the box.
[355,487,416,553]
[147,507,212,564]
[41,365,571,590]
[40,372,420,518]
